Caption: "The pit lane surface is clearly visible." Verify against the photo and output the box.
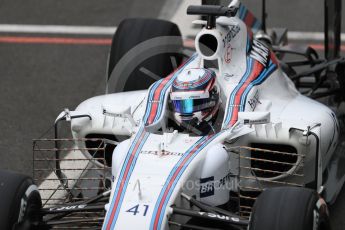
[0,0,344,229]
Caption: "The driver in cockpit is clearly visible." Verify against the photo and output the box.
[169,68,221,135]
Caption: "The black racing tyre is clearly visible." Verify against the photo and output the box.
[108,18,183,92]
[249,187,331,230]
[0,170,43,230]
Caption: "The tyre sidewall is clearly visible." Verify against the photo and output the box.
[249,187,331,230]
[0,171,42,230]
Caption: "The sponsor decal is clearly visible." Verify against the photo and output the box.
[200,173,233,198]
[140,150,184,157]
[103,109,121,117]
[222,25,240,47]
[197,212,240,222]
[224,44,232,64]
[218,172,232,187]
[18,198,27,222]
[223,73,235,81]
[200,176,215,198]
[49,204,87,211]
[173,95,204,100]
[184,139,194,144]
[250,40,269,67]
[247,90,261,111]
[19,185,38,223]
[243,119,269,125]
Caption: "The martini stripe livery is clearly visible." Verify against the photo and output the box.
[222,49,278,129]
[150,133,222,230]
[143,55,197,126]
[103,126,150,229]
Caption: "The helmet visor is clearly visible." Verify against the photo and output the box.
[172,98,212,114]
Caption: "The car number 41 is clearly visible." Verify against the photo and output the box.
[126,204,150,216]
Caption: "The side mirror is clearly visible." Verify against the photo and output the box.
[102,104,137,127]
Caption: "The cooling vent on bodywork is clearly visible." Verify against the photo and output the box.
[250,143,298,178]
[233,144,304,218]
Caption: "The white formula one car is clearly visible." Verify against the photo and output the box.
[1,0,345,229]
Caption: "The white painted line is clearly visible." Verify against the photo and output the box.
[165,0,345,42]
[288,31,345,42]
[180,27,345,43]
[287,31,324,41]
[0,24,116,35]
[0,25,342,43]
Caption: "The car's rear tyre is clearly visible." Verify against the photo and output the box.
[0,170,43,230]
[249,187,331,230]
[107,18,183,92]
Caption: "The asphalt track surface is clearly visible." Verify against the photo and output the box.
[0,0,344,229]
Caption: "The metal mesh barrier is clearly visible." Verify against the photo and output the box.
[33,138,111,229]
[228,146,306,218]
